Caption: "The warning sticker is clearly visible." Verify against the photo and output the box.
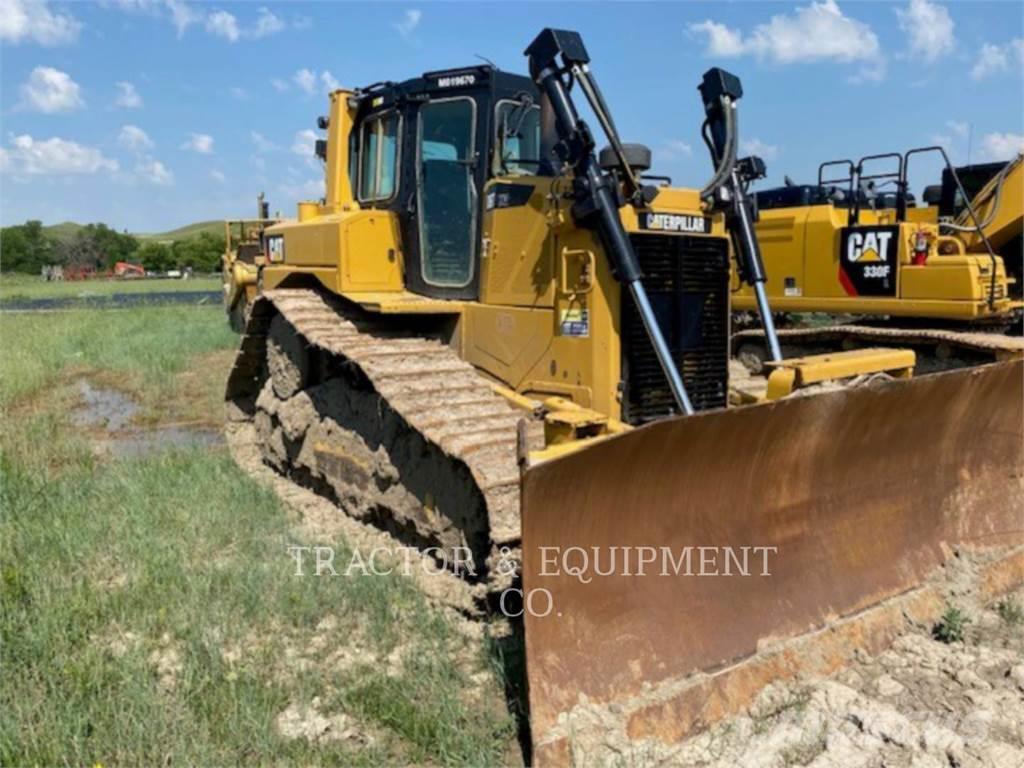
[559,308,589,337]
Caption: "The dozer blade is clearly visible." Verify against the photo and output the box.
[521,361,1023,764]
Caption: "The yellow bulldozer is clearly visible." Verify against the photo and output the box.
[224,29,1023,764]
[221,193,280,331]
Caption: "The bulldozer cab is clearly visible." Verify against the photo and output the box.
[347,67,542,301]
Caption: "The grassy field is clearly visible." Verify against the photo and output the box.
[0,273,221,301]
[0,305,515,765]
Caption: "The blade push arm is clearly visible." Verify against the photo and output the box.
[525,28,696,415]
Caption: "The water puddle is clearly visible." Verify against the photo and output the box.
[71,378,224,458]
[97,425,224,459]
[72,380,139,430]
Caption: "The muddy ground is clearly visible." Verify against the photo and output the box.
[554,585,1024,768]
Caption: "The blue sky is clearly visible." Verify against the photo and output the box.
[1,0,1022,231]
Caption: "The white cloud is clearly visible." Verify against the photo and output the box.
[287,69,341,96]
[394,9,421,40]
[981,133,1024,161]
[136,157,173,185]
[688,21,745,57]
[251,7,284,39]
[293,68,317,94]
[947,120,969,138]
[209,169,226,183]
[115,81,142,109]
[282,178,326,200]
[895,0,954,63]
[321,71,341,92]
[205,9,239,41]
[929,133,953,154]
[689,0,880,64]
[164,0,200,37]
[659,140,693,161]
[230,86,248,101]
[101,0,161,10]
[251,131,277,152]
[181,132,214,154]
[118,124,153,152]
[0,0,81,45]
[741,138,779,160]
[18,66,84,113]
[203,5,286,42]
[0,134,118,175]
[108,1,289,40]
[970,39,1023,80]
[848,60,887,84]
[291,129,317,157]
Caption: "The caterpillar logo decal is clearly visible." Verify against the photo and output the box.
[839,226,898,297]
[638,212,711,234]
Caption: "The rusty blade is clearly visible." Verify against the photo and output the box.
[522,361,1023,757]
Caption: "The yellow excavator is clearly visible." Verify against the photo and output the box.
[224,29,1023,764]
[732,150,1022,322]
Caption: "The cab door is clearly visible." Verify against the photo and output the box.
[407,96,479,299]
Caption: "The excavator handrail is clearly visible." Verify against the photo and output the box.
[854,152,906,223]
[904,145,1000,308]
[816,159,855,188]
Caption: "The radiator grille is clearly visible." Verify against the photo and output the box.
[620,234,730,424]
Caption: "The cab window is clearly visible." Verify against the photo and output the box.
[358,112,399,201]
[494,101,541,176]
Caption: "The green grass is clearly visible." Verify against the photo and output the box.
[0,305,515,765]
[996,598,1023,626]
[0,305,235,410]
[932,606,970,644]
[0,273,221,302]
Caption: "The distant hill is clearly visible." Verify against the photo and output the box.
[42,222,87,242]
[135,220,224,242]
[37,219,224,243]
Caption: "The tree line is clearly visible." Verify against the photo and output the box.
[0,221,225,275]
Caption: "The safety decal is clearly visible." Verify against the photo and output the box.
[559,307,589,337]
[267,235,285,263]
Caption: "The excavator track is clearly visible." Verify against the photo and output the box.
[734,324,1024,373]
[225,288,529,610]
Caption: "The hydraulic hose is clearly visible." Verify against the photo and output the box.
[700,96,738,199]
[944,159,1012,233]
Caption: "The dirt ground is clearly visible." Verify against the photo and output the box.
[558,584,1024,768]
